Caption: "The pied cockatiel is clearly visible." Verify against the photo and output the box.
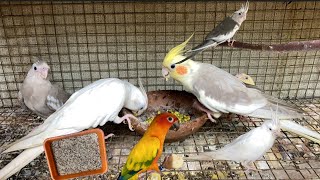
[161,34,320,144]
[0,78,148,179]
[182,1,249,61]
[18,61,70,118]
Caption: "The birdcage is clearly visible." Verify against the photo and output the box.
[0,1,319,179]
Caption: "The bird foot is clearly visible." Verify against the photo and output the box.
[243,162,259,174]
[104,133,115,140]
[238,115,253,123]
[192,101,217,122]
[227,39,235,47]
[207,113,217,123]
[119,114,136,131]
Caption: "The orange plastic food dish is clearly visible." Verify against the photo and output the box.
[43,129,108,180]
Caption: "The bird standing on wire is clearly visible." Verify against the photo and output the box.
[118,112,179,180]
[185,107,281,172]
[162,34,320,144]
[18,60,70,118]
[0,78,148,179]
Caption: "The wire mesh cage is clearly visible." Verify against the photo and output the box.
[0,1,319,179]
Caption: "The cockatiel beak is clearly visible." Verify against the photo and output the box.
[170,122,180,131]
[39,67,49,79]
[136,109,144,116]
[162,66,170,81]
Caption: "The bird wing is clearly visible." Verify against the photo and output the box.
[46,84,71,111]
[205,17,239,43]
[3,79,127,153]
[192,63,268,114]
[212,128,272,161]
[119,136,160,180]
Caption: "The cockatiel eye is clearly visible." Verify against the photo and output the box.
[34,66,37,70]
[170,64,176,69]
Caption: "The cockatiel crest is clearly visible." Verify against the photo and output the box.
[162,34,194,82]
[163,33,194,66]
[232,1,249,24]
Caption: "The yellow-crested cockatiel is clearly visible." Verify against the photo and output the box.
[118,112,179,180]
[162,34,320,144]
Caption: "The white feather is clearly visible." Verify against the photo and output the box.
[0,78,148,178]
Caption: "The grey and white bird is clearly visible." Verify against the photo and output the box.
[185,108,281,171]
[182,1,249,61]
[162,35,320,144]
[0,78,148,179]
[18,61,70,118]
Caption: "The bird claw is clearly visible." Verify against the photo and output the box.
[119,114,137,131]
[104,133,115,140]
[227,39,235,47]
[207,113,217,123]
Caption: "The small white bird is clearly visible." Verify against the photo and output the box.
[18,60,70,118]
[182,1,249,61]
[0,78,148,179]
[185,107,281,172]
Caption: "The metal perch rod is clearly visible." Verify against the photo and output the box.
[220,40,320,52]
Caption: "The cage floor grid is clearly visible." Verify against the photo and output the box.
[0,98,319,179]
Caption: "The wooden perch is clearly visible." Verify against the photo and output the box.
[219,40,320,52]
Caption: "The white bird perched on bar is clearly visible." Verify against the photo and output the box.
[162,34,320,144]
[18,60,71,118]
[182,1,249,61]
[0,78,148,179]
[185,107,281,172]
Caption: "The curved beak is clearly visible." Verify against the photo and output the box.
[162,67,170,81]
[136,109,145,116]
[170,122,180,131]
[40,68,49,79]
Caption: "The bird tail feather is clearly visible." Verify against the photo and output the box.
[280,120,320,144]
[0,146,43,180]
[181,40,218,62]
[247,103,303,120]
[189,40,218,53]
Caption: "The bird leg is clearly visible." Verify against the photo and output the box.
[114,114,136,131]
[192,101,217,122]
[242,161,259,174]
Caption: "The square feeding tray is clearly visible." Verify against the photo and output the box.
[43,129,108,179]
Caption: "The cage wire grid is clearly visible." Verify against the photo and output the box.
[0,1,319,180]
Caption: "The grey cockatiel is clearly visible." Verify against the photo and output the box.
[0,78,148,179]
[185,107,281,171]
[18,61,70,118]
[162,34,320,144]
[182,1,249,61]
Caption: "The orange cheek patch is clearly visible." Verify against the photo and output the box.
[176,66,188,75]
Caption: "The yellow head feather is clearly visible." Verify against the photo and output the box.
[236,73,255,86]
[163,33,194,66]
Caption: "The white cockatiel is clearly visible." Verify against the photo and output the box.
[19,60,70,118]
[0,78,148,179]
[185,108,281,171]
[162,34,320,144]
